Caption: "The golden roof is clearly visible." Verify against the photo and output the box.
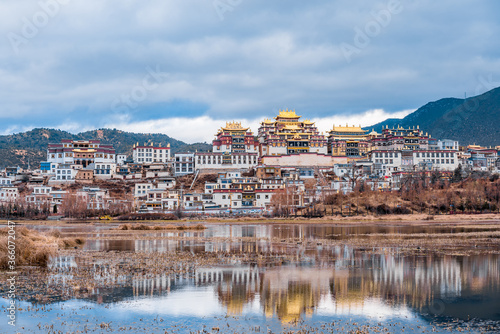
[276,108,301,119]
[220,121,249,132]
[262,119,274,124]
[330,124,367,133]
[303,119,315,125]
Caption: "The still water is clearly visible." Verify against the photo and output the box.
[2,223,500,333]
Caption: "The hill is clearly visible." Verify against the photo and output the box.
[0,128,211,169]
[369,86,500,146]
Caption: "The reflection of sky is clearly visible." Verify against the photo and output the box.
[0,295,477,334]
[122,287,224,317]
[316,296,412,318]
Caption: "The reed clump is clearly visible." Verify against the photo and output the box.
[0,227,85,269]
[117,223,206,231]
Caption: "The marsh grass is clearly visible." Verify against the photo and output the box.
[0,227,85,269]
[117,223,206,231]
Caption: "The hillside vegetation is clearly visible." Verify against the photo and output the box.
[370,86,500,146]
[0,128,211,168]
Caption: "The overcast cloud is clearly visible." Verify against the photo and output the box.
[1,0,499,142]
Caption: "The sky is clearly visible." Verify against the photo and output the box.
[1,0,500,143]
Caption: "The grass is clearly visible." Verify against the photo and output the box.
[0,227,85,269]
[116,223,206,231]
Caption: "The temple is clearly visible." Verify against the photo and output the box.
[258,109,327,156]
[212,121,258,153]
[328,124,373,158]
[195,121,259,171]
[371,125,430,150]
[47,140,116,169]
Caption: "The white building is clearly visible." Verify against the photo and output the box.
[94,163,117,179]
[77,187,110,210]
[25,186,52,209]
[174,153,195,176]
[255,190,276,208]
[52,164,79,182]
[437,139,459,151]
[195,152,258,171]
[117,154,128,165]
[50,190,68,208]
[0,178,12,187]
[412,150,459,171]
[369,150,403,175]
[134,183,153,198]
[0,187,18,203]
[212,190,243,209]
[33,186,52,195]
[133,144,171,164]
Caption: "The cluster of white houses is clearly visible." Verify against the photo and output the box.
[2,109,500,213]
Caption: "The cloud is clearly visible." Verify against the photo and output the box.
[0,0,499,133]
[103,108,413,143]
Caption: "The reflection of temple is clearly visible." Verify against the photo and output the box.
[196,267,261,315]
[44,249,500,322]
[260,268,333,323]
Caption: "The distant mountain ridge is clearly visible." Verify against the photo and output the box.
[2,86,500,169]
[0,128,211,169]
[369,86,500,146]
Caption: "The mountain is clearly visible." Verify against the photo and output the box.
[369,86,500,146]
[0,128,212,169]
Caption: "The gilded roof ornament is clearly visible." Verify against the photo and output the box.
[276,109,301,119]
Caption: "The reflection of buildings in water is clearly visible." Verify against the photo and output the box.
[461,255,500,292]
[134,239,179,253]
[85,239,136,252]
[260,267,334,323]
[203,225,269,239]
[43,249,500,321]
[196,267,260,315]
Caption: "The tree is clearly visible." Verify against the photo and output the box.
[452,164,463,183]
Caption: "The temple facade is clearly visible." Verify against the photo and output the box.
[212,121,259,153]
[258,109,327,156]
[195,121,259,171]
[47,140,116,170]
[371,125,430,151]
[328,124,375,158]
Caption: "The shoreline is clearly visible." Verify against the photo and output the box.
[2,213,500,226]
